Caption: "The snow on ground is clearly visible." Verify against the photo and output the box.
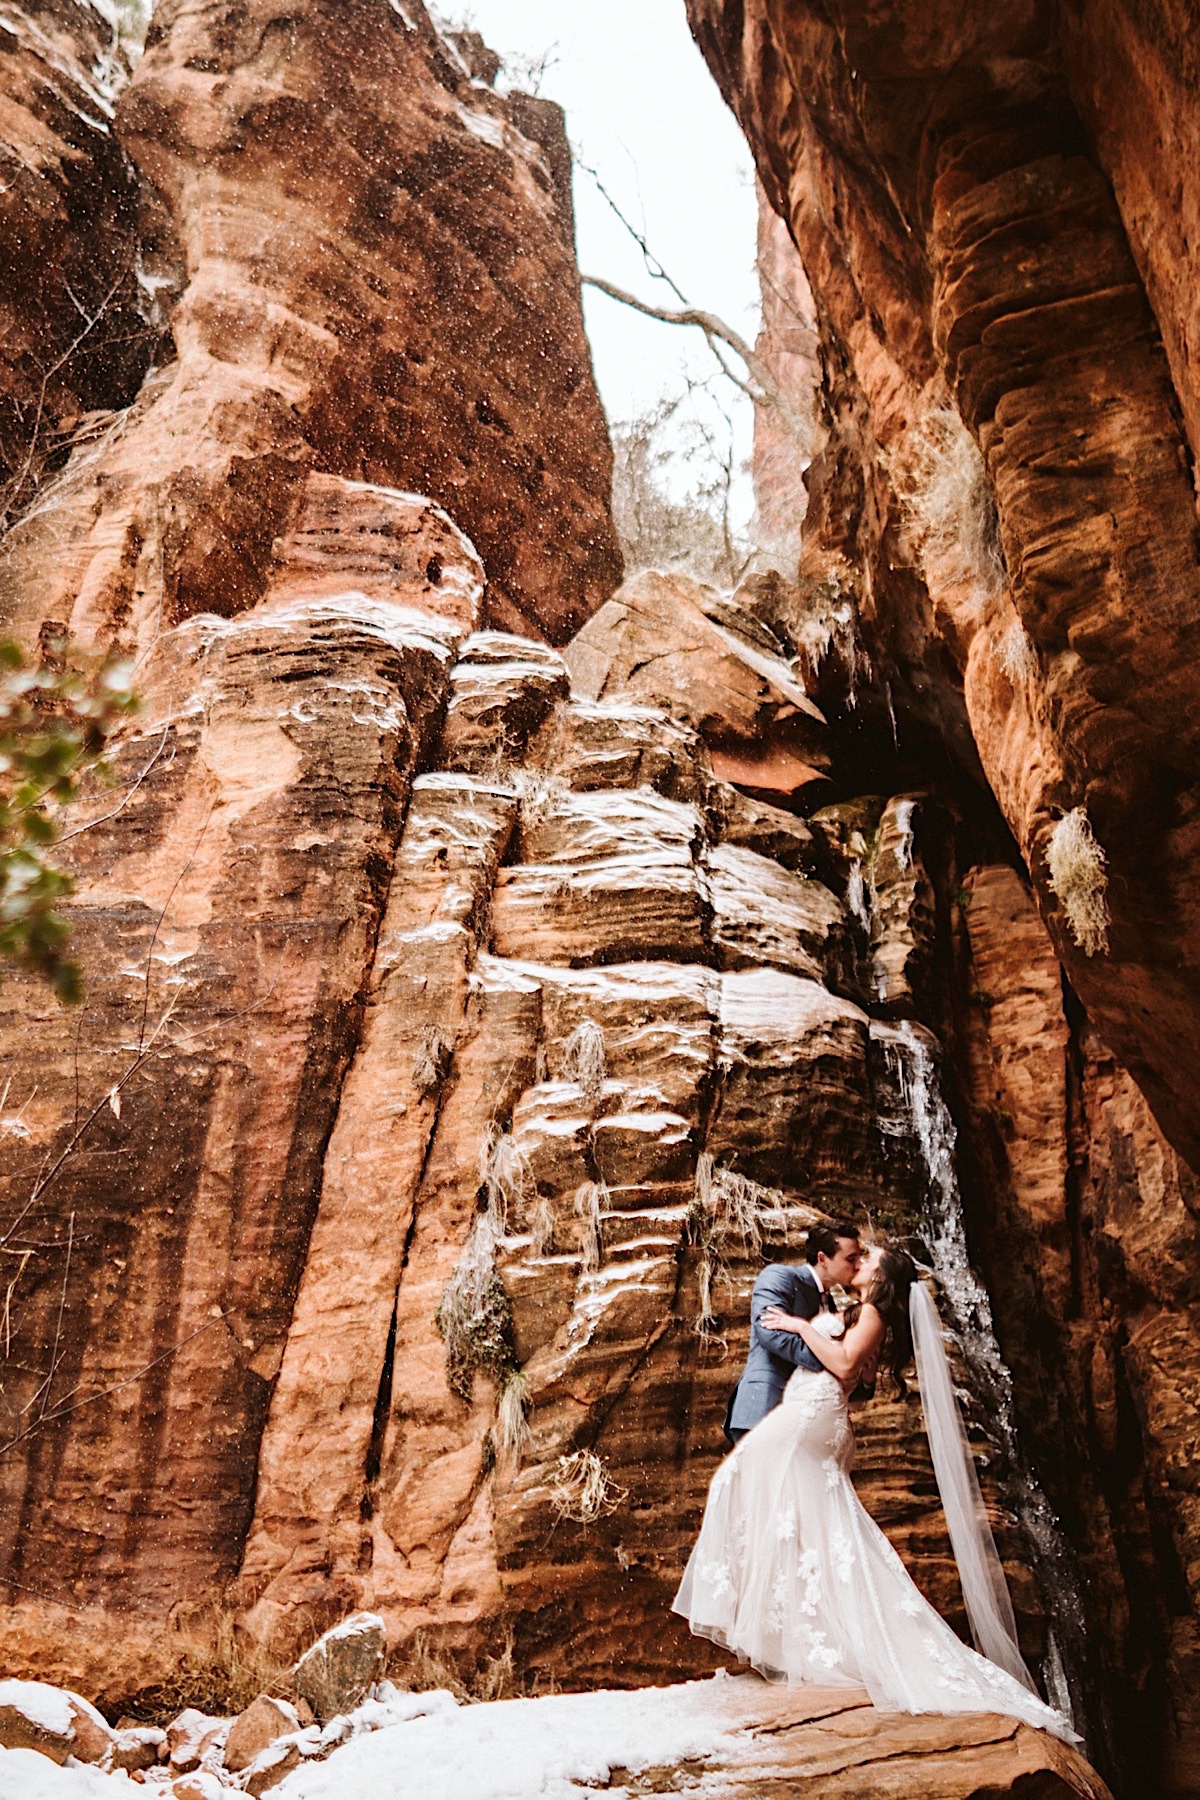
[0,1675,744,1799]
[0,1748,126,1798]
[275,1679,741,1800]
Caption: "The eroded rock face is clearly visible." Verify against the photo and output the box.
[685,0,1200,1179]
[0,13,1154,1800]
[0,1,150,523]
[234,620,987,1684]
[749,185,822,575]
[0,496,480,1682]
[683,9,1200,1784]
[0,0,619,651]
[960,863,1200,1794]
[565,569,830,802]
[0,590,1046,1723]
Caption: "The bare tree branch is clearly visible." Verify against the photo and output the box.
[0,1312,225,1460]
[573,151,690,307]
[580,274,808,442]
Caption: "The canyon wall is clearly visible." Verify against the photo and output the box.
[0,17,1060,1715]
[0,4,1179,1798]
[688,0,1200,1164]
[0,542,1048,1708]
[0,0,149,526]
[686,1,1200,1791]
[0,0,620,650]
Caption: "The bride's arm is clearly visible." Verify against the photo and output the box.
[760,1303,885,1382]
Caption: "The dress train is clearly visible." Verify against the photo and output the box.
[672,1347,1074,1742]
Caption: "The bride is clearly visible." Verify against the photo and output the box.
[672,1244,1077,1741]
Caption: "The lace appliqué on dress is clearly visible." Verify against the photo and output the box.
[921,1633,988,1700]
[698,1558,734,1602]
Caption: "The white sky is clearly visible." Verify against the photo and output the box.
[439,0,760,519]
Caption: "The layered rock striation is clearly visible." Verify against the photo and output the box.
[0,560,1043,1719]
[687,0,1200,1168]
[0,0,619,650]
[686,3,1200,1791]
[0,8,1159,1800]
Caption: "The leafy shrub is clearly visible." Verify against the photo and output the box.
[0,638,137,999]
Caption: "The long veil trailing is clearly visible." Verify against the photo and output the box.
[909,1279,1037,1692]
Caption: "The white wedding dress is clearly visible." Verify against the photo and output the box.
[672,1316,1074,1740]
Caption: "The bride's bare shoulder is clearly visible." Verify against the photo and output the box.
[852,1300,887,1334]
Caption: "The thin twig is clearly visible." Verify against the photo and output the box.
[159,954,284,1051]
[138,803,213,1055]
[0,990,181,1250]
[72,1011,84,1134]
[581,274,805,436]
[0,273,127,527]
[0,1313,224,1460]
[2,1253,32,1358]
[57,718,173,844]
[573,152,690,306]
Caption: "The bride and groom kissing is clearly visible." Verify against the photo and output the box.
[672,1220,1078,1742]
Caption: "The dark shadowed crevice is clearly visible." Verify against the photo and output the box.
[361,1292,399,1525]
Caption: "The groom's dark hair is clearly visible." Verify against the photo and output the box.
[805,1221,861,1264]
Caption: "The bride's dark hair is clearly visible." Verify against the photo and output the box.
[841,1247,919,1394]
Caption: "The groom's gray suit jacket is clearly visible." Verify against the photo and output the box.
[728,1262,830,1435]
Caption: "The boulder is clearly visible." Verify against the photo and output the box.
[242,1737,303,1795]
[294,1614,386,1724]
[640,1676,1110,1798]
[111,1725,167,1772]
[223,1694,302,1774]
[563,570,829,800]
[166,1708,229,1774]
[0,1680,113,1766]
[171,1775,228,1800]
[438,633,570,774]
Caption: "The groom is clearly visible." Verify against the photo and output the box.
[724,1220,863,1443]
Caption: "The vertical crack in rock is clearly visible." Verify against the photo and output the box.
[361,1294,399,1534]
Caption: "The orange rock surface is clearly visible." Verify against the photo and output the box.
[0,0,619,651]
[0,10,1176,1800]
[686,0,1200,1172]
[685,6,1200,1785]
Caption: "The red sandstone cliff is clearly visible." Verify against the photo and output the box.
[0,4,1177,1799]
[0,1,149,523]
[687,0,1200,1171]
[686,2,1200,1791]
[0,0,620,649]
